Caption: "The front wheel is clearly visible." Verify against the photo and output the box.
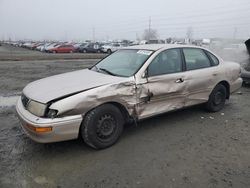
[205,84,227,112]
[81,104,124,149]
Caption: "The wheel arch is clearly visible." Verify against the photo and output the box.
[78,101,132,139]
[217,80,230,99]
[82,101,132,124]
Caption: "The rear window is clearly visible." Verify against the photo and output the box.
[206,51,219,66]
[183,48,211,71]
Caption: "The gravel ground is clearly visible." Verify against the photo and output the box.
[0,59,97,96]
[1,46,250,188]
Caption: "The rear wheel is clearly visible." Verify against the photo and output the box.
[206,84,227,112]
[81,104,124,149]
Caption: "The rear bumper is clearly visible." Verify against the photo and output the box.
[230,77,243,93]
[16,97,82,143]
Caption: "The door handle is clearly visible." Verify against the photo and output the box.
[175,78,184,83]
[139,92,153,102]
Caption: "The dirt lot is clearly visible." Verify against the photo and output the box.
[1,45,250,188]
[0,44,106,61]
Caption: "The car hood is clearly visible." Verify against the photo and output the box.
[23,69,127,104]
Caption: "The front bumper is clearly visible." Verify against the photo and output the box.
[16,97,83,143]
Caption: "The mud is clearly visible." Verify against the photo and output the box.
[1,50,250,188]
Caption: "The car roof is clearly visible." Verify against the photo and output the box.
[125,44,202,51]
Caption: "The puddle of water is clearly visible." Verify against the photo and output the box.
[0,96,19,107]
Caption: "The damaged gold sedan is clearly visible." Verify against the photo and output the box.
[16,44,242,149]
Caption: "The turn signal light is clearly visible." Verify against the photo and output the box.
[26,124,52,133]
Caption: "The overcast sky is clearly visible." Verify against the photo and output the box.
[0,0,250,41]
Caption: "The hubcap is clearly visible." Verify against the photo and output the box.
[214,91,223,105]
[96,114,116,140]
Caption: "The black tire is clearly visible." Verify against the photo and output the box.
[81,104,124,149]
[83,49,87,53]
[206,84,227,112]
[107,49,112,54]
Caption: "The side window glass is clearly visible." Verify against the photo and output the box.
[183,48,211,71]
[206,51,219,66]
[148,49,182,76]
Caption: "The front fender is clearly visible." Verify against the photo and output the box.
[49,81,137,117]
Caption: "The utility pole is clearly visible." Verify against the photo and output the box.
[186,26,193,44]
[92,27,95,42]
[148,17,151,41]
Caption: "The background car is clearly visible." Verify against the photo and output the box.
[241,61,250,84]
[44,43,61,52]
[79,43,103,53]
[36,43,46,51]
[48,44,76,53]
[102,43,124,54]
[245,38,250,55]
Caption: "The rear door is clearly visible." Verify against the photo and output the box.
[137,48,187,119]
[181,48,220,106]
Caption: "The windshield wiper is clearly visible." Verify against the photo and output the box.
[99,68,117,76]
[93,65,99,72]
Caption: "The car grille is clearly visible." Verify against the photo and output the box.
[21,94,30,108]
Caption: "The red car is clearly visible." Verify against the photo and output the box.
[49,45,76,53]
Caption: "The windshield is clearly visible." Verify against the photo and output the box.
[92,49,153,77]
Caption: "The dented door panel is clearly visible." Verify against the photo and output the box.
[183,66,223,107]
[136,73,186,119]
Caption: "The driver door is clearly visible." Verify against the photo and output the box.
[136,48,187,119]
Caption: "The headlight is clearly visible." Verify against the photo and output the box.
[46,109,58,118]
[27,100,47,117]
